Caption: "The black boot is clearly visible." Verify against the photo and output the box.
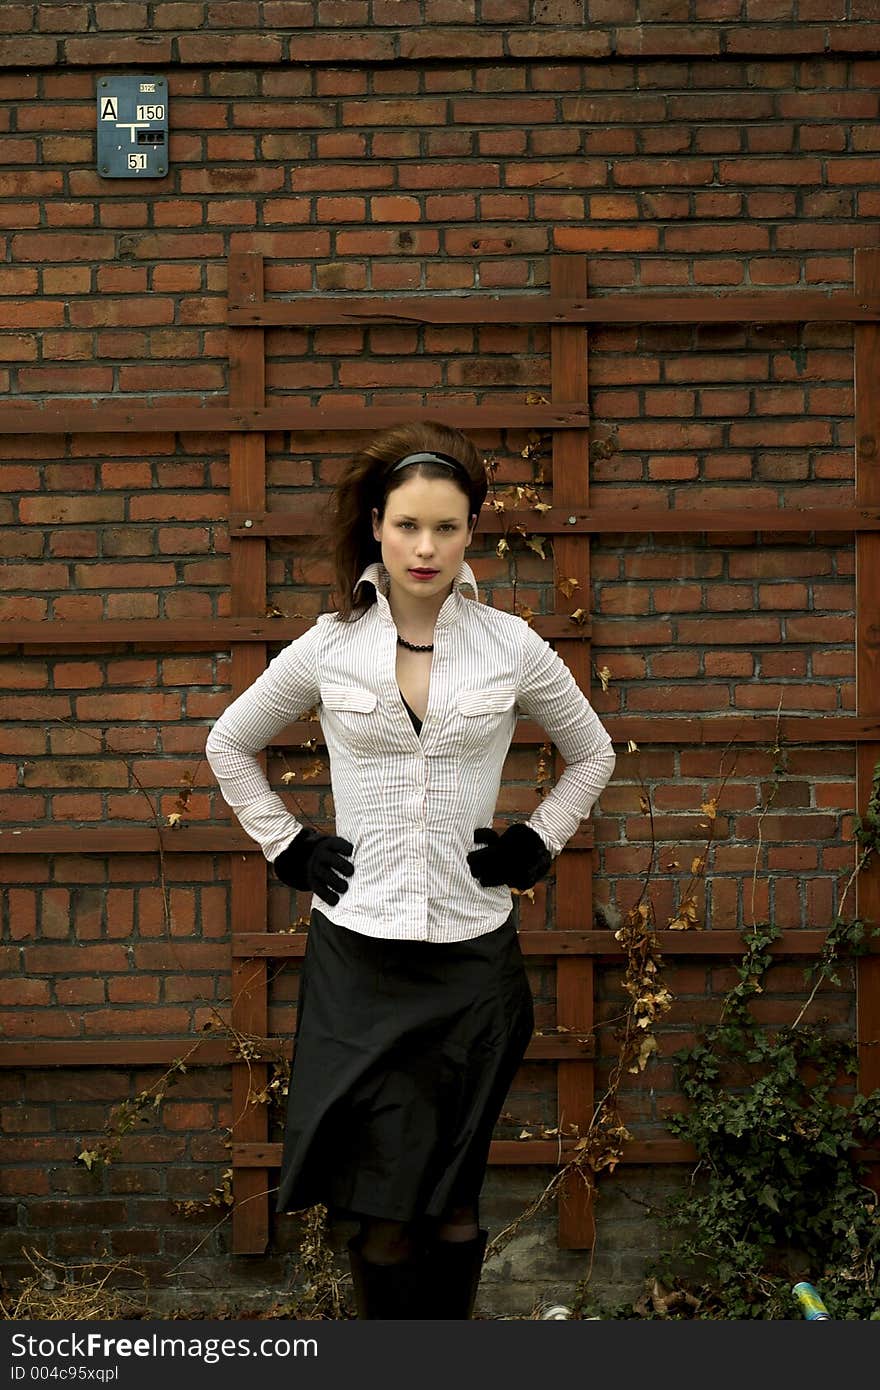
[346,1235,426,1320]
[420,1228,489,1319]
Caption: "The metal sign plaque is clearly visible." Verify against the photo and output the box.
[97,75,168,178]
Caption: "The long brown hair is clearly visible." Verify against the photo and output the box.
[323,421,487,622]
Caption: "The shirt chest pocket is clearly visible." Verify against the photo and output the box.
[453,686,518,754]
[319,683,381,756]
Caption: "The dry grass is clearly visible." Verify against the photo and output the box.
[0,1249,149,1321]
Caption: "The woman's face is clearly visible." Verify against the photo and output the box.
[371,473,475,597]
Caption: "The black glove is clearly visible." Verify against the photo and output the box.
[467,822,553,891]
[272,827,355,906]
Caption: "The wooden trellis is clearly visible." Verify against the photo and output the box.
[3,251,880,1257]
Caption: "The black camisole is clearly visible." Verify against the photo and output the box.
[399,689,423,736]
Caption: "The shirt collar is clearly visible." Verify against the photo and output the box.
[354,558,479,629]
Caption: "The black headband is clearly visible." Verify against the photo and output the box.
[389,451,470,479]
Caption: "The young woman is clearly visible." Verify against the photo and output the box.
[205,422,615,1319]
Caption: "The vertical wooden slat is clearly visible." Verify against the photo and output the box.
[550,254,596,1248]
[854,248,880,1195]
[227,252,270,1252]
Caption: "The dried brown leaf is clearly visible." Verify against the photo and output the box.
[628,1034,658,1073]
[667,899,700,931]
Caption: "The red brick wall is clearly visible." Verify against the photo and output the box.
[0,2,876,1309]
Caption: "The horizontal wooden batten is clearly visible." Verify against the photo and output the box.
[0,614,591,646]
[0,1039,264,1068]
[231,928,871,960]
[0,1034,592,1068]
[271,713,877,746]
[0,828,259,854]
[0,402,588,436]
[0,826,593,855]
[229,1137,880,1167]
[602,715,879,744]
[0,618,313,647]
[0,698,869,747]
[225,292,880,329]
[230,1139,701,1168]
[489,1139,700,1166]
[228,505,880,538]
[525,929,880,957]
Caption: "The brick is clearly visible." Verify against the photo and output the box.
[650,584,702,612]
[0,38,57,65]
[55,978,106,1005]
[94,3,150,29]
[628,684,731,711]
[0,1170,50,1196]
[0,298,66,327]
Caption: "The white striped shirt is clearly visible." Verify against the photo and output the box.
[205,558,615,942]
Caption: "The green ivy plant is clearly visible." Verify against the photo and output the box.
[573,758,880,1322]
[649,916,880,1320]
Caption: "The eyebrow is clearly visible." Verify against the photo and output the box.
[392,514,462,523]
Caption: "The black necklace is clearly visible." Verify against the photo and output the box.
[397,634,434,652]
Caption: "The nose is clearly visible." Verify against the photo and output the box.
[415,533,436,559]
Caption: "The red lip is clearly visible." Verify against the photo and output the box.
[409,569,438,576]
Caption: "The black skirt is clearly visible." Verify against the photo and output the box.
[274,906,534,1224]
